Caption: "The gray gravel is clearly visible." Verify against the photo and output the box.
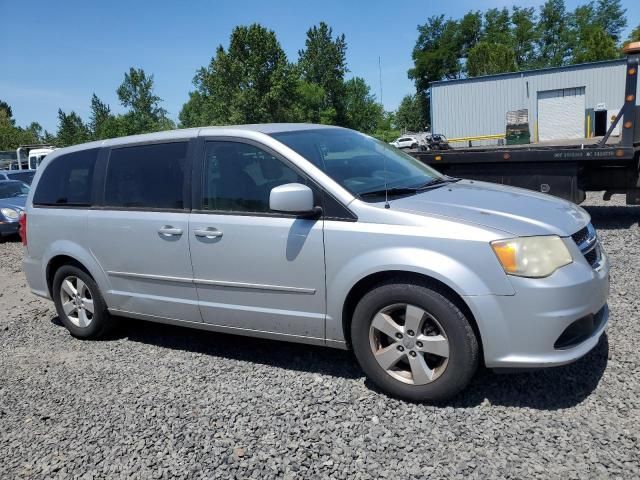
[1,192,639,479]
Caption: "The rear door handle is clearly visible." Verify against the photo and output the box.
[194,227,223,239]
[158,226,183,236]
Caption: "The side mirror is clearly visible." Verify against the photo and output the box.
[269,183,317,215]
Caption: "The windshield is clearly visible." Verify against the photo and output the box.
[0,181,29,199]
[271,128,443,198]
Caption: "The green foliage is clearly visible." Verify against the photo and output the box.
[395,95,424,132]
[0,100,14,123]
[180,24,298,127]
[343,77,384,134]
[0,102,42,150]
[89,94,113,140]
[593,0,627,42]
[536,0,572,67]
[117,68,174,134]
[408,0,631,124]
[511,7,539,68]
[467,41,518,77]
[55,109,90,147]
[623,24,640,48]
[298,22,348,123]
[409,15,464,98]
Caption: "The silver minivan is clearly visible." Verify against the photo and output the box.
[22,124,610,401]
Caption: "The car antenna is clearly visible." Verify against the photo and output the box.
[383,144,390,209]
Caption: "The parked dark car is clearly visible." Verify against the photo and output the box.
[0,180,29,238]
[0,169,37,185]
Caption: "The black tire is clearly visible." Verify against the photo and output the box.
[410,143,418,149]
[351,280,479,402]
[52,264,114,339]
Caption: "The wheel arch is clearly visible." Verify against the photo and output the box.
[341,270,483,359]
[43,242,109,299]
[46,255,91,297]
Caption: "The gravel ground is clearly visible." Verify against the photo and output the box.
[1,192,639,479]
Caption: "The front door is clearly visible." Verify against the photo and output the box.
[88,141,201,322]
[189,140,326,339]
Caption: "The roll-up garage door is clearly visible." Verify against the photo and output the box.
[537,87,585,142]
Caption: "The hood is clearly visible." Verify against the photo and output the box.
[385,180,589,237]
[0,196,26,212]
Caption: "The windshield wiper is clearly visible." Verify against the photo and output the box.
[412,176,461,190]
[359,186,421,198]
[359,177,460,199]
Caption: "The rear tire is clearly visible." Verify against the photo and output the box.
[351,280,478,402]
[52,265,114,339]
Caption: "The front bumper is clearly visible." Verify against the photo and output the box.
[0,221,19,236]
[465,248,610,368]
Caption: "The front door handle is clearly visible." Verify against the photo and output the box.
[158,225,183,236]
[194,227,223,239]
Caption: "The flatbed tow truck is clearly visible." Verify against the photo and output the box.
[409,42,640,205]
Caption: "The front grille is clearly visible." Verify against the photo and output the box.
[571,226,590,246]
[571,223,600,268]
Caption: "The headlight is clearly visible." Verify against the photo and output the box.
[491,236,572,278]
[0,208,19,220]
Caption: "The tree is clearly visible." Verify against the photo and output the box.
[569,3,620,63]
[180,24,298,127]
[594,0,627,43]
[458,11,483,58]
[536,0,572,67]
[117,68,173,134]
[467,41,517,77]
[343,77,384,133]
[511,7,539,69]
[293,81,336,124]
[0,103,41,150]
[395,95,424,132]
[55,109,89,147]
[483,8,512,45]
[623,24,640,49]
[298,22,348,123]
[89,94,113,140]
[572,24,619,63]
[0,100,13,123]
[409,15,463,100]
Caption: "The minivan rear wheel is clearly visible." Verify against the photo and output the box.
[351,281,478,402]
[52,265,113,339]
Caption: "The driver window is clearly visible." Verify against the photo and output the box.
[203,141,305,213]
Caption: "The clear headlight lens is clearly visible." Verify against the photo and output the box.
[491,236,572,278]
[0,208,19,220]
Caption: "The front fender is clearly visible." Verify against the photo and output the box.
[325,246,514,342]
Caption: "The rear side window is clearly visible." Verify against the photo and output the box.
[9,171,36,184]
[33,149,98,206]
[104,142,187,210]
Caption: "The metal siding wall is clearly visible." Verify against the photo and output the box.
[431,60,637,145]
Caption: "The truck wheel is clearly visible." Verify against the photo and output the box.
[351,280,478,402]
[52,265,114,339]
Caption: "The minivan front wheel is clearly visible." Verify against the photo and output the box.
[53,265,113,339]
[351,281,478,402]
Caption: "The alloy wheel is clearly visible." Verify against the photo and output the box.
[59,275,95,328]
[369,303,449,385]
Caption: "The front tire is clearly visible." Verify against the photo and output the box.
[351,280,478,402]
[52,265,113,339]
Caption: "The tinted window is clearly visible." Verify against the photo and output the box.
[0,181,29,199]
[202,141,305,213]
[33,149,98,206]
[104,142,187,210]
[8,171,36,184]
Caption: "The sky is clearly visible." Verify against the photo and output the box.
[1,0,639,132]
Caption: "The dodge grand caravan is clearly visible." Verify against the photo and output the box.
[21,124,610,402]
